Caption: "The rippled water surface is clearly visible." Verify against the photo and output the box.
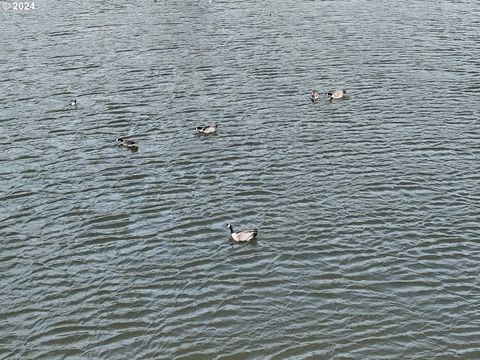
[1,0,480,359]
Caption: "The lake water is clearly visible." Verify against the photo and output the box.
[1,0,480,359]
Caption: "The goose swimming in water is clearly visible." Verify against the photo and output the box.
[195,124,217,135]
[326,89,346,101]
[116,138,138,150]
[226,224,258,242]
[309,90,320,102]
[70,99,77,107]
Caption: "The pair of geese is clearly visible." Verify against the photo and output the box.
[115,124,217,150]
[310,89,346,102]
[114,124,217,150]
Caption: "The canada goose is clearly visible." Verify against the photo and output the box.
[309,90,320,102]
[226,224,258,242]
[326,89,346,101]
[195,124,217,135]
[70,99,77,107]
[116,138,138,150]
